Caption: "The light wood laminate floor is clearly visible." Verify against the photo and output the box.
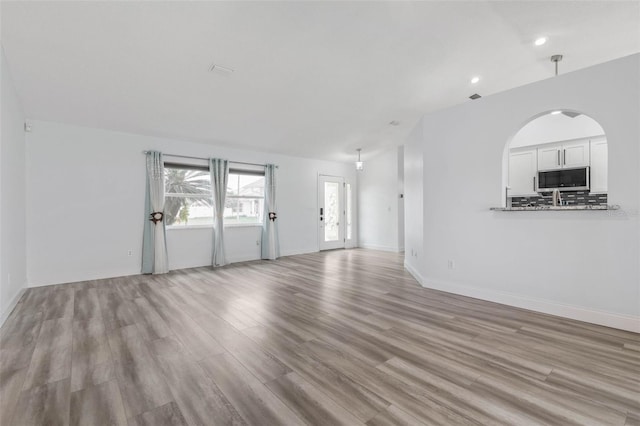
[1,249,639,425]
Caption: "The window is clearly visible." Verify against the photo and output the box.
[225,170,265,225]
[164,164,213,227]
[163,163,265,227]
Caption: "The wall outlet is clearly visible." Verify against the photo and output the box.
[127,249,133,256]
[448,259,455,270]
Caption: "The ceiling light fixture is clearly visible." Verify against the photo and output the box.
[355,148,364,171]
[471,76,480,84]
[551,110,562,115]
[534,37,547,46]
[550,54,563,76]
[469,93,481,100]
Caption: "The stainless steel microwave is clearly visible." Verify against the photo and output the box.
[537,167,590,192]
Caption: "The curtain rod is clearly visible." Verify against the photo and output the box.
[142,151,278,168]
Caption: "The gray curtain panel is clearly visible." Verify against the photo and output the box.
[210,158,229,267]
[261,164,280,260]
[142,151,169,274]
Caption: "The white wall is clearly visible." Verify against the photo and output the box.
[397,145,404,251]
[405,54,639,331]
[510,113,605,148]
[0,46,27,323]
[26,121,357,286]
[404,122,423,277]
[357,146,403,252]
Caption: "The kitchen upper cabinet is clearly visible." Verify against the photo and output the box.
[590,138,608,193]
[538,145,562,170]
[562,140,590,168]
[508,149,537,196]
[537,140,590,170]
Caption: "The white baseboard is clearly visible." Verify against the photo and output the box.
[1,287,26,328]
[404,261,424,284]
[226,254,261,264]
[403,264,639,333]
[280,247,319,257]
[359,243,403,253]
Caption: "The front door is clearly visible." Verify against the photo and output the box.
[318,175,345,251]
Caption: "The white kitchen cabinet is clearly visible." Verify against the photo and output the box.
[537,140,590,170]
[508,149,537,196]
[538,145,562,170]
[562,140,590,168]
[590,138,608,193]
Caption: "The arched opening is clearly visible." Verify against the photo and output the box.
[503,111,607,208]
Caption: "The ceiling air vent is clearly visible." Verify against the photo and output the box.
[469,93,481,100]
[209,63,235,75]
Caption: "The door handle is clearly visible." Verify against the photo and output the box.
[563,149,566,165]
[533,176,536,191]
[557,150,560,166]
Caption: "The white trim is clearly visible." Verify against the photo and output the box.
[414,275,640,333]
[226,254,261,264]
[1,287,27,327]
[280,247,319,257]
[167,223,263,231]
[167,224,213,231]
[359,243,403,253]
[404,261,424,285]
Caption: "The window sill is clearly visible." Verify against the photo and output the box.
[167,225,213,231]
[167,223,263,231]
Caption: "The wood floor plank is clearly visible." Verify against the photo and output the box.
[107,325,174,418]
[96,287,138,330]
[0,311,43,372]
[13,378,71,426]
[366,404,425,426]
[71,317,113,392]
[69,379,127,426]
[266,371,365,425]
[0,366,28,425]
[150,336,248,426]
[23,317,73,390]
[129,401,189,426]
[242,325,390,422]
[73,288,102,322]
[199,352,306,425]
[43,288,75,320]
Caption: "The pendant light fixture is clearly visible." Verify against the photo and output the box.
[551,54,563,76]
[355,148,364,171]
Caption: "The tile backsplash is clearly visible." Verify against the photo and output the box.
[510,191,607,207]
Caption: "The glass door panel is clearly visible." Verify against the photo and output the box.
[318,176,345,250]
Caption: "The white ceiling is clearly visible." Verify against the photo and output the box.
[2,1,638,162]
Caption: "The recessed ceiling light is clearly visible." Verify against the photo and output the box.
[389,120,400,126]
[534,37,547,46]
[551,110,562,115]
[469,93,481,100]
[471,76,480,84]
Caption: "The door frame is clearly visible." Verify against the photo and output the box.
[318,174,346,251]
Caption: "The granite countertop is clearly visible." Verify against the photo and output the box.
[491,205,619,211]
